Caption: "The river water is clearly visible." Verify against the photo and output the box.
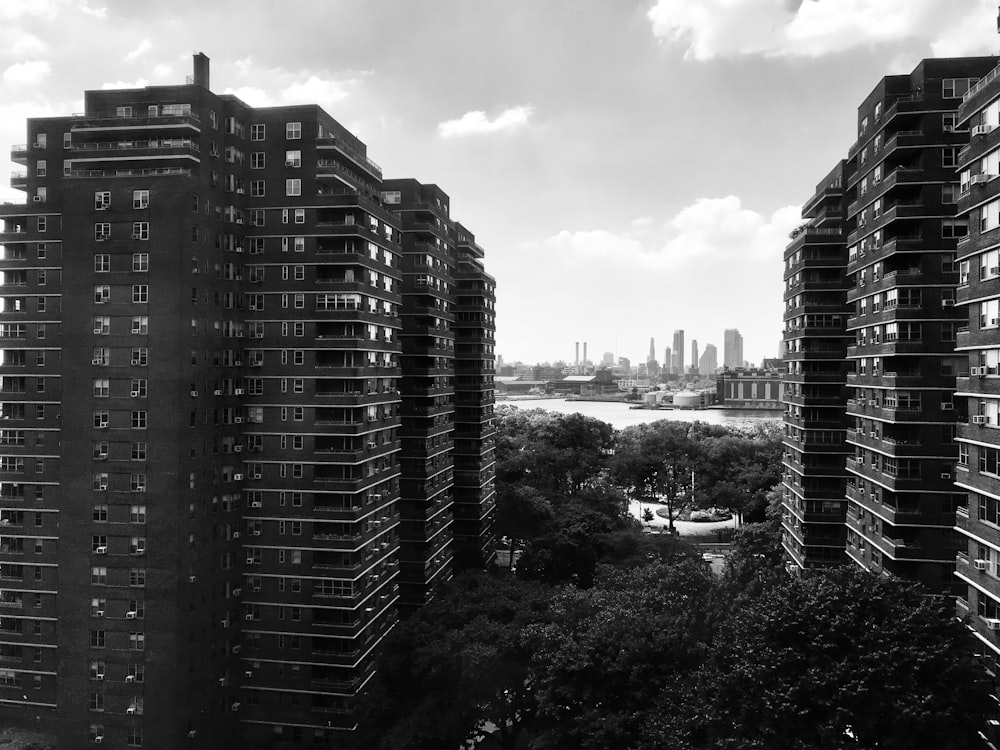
[498,398,781,431]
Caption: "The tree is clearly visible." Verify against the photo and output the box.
[528,561,715,750]
[352,573,553,750]
[611,421,699,533]
[690,567,995,749]
[696,426,782,524]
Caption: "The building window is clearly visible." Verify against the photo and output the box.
[285,150,301,167]
[250,210,265,227]
[943,220,969,239]
[251,180,265,197]
[94,191,110,210]
[90,566,106,584]
[129,568,145,586]
[95,223,110,241]
[132,316,148,334]
[294,208,305,224]
[131,285,148,304]
[133,190,149,209]
[131,442,146,461]
[942,147,959,168]
[131,411,147,429]
[131,222,149,240]
[285,179,301,196]
[130,505,146,523]
[130,474,146,493]
[93,411,109,429]
[94,254,110,273]
[286,122,302,139]
[250,152,265,169]
[93,285,110,304]
[93,379,110,397]
[90,630,105,648]
[132,253,149,272]
[250,123,265,141]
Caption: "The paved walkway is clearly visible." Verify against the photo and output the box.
[628,500,736,537]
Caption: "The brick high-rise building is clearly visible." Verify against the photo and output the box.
[953,57,1000,733]
[780,161,853,570]
[0,54,496,749]
[842,58,994,593]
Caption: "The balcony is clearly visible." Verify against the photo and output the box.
[71,110,201,132]
[9,172,26,190]
[316,136,382,179]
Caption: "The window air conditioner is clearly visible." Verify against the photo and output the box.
[245,614,253,621]
[234,445,243,453]
[251,529,261,536]
[971,367,981,376]
[250,501,262,509]
[232,702,241,711]
[131,233,143,240]
[943,299,955,307]
[975,559,989,570]
[130,358,141,366]
[95,737,103,744]
[246,557,255,565]
[252,586,261,593]
[974,415,988,424]
[95,546,107,554]
[126,707,136,715]
[942,403,954,410]
[235,246,244,253]
[95,673,104,680]
[234,417,243,424]
[126,611,137,619]
[190,390,198,396]
[973,174,992,184]
[95,609,104,617]
[235,388,244,395]
[371,494,382,502]
[232,644,241,653]
[92,358,103,365]
[987,618,1000,631]
[130,390,140,397]
[32,196,42,203]
[368,441,377,449]
[285,160,295,167]
[233,531,240,539]
[233,473,244,481]
[232,588,242,596]
[125,675,135,683]
[940,472,952,480]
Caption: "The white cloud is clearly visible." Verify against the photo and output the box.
[3,60,51,86]
[100,79,150,90]
[0,0,105,20]
[0,31,49,58]
[222,62,363,111]
[279,75,354,107]
[647,0,995,60]
[151,63,173,80]
[125,39,151,62]
[438,106,533,138]
[543,196,800,269]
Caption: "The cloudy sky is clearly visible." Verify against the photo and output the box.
[1,0,998,366]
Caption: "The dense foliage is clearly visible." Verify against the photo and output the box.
[352,408,994,749]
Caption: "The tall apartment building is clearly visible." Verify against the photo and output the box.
[452,224,497,569]
[723,328,743,369]
[780,161,853,569]
[0,54,495,749]
[698,343,718,375]
[841,58,995,593]
[672,329,684,375]
[953,59,1000,710]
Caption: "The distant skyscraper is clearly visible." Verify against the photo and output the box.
[664,347,671,374]
[648,337,656,364]
[618,356,631,371]
[699,344,718,375]
[672,330,685,374]
[724,329,744,368]
[602,351,614,366]
[691,340,699,373]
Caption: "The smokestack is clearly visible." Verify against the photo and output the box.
[583,342,588,366]
[575,342,580,366]
[192,52,210,89]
